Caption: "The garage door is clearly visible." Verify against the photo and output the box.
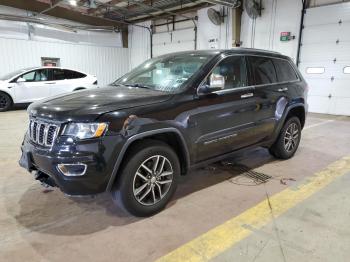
[152,27,196,57]
[299,2,350,115]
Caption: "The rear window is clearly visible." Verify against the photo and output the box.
[52,69,65,80]
[273,59,298,82]
[64,70,86,79]
[248,56,277,85]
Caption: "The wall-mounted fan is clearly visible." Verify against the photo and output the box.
[207,8,223,26]
[244,0,262,19]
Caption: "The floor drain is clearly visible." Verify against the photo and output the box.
[220,162,272,186]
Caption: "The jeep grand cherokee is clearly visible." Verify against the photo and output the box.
[19,49,308,217]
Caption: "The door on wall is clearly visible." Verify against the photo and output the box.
[299,2,350,116]
[152,27,196,57]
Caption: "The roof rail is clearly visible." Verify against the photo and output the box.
[229,47,281,54]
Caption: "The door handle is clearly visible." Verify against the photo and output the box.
[241,93,254,99]
[278,87,288,92]
[45,82,56,84]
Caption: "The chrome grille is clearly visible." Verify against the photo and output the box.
[29,118,60,147]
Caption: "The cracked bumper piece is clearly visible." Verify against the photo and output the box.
[19,134,124,196]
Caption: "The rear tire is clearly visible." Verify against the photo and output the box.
[112,140,180,217]
[269,116,301,159]
[0,92,12,112]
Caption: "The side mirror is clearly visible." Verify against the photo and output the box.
[209,74,225,90]
[198,74,225,95]
[17,77,26,83]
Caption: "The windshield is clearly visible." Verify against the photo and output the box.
[114,53,213,93]
[0,68,36,81]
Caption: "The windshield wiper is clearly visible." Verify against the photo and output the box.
[110,83,122,87]
[124,83,152,89]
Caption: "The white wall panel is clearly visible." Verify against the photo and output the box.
[240,0,302,61]
[152,27,195,57]
[197,5,232,50]
[153,32,172,45]
[0,38,129,86]
[172,28,196,42]
[128,21,151,69]
[300,2,350,115]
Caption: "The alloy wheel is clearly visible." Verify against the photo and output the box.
[284,122,299,152]
[0,94,8,109]
[133,155,173,206]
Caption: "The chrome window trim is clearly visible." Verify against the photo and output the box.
[197,53,301,96]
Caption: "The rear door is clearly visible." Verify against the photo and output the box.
[48,68,70,96]
[247,56,293,142]
[192,55,259,161]
[13,69,50,102]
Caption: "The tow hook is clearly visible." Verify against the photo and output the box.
[34,171,56,188]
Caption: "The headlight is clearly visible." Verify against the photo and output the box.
[63,122,108,139]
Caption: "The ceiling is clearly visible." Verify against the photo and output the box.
[0,0,220,29]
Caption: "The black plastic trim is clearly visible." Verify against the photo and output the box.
[106,127,190,191]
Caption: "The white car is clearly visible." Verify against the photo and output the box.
[0,67,97,111]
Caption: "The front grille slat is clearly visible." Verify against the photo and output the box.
[28,118,59,148]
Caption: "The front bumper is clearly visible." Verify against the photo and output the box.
[19,133,124,196]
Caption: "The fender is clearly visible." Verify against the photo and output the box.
[271,102,306,143]
[106,127,190,191]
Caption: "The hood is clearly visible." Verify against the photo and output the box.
[28,85,173,122]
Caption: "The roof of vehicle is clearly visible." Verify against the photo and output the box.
[156,48,289,60]
[26,66,83,71]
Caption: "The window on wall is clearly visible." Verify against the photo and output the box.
[343,66,350,74]
[272,59,298,82]
[306,67,325,74]
[248,56,277,85]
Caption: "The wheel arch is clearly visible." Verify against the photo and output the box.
[0,90,14,104]
[285,104,306,129]
[106,128,190,191]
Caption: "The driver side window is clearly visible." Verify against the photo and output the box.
[207,56,247,91]
[20,69,49,82]
[21,71,36,82]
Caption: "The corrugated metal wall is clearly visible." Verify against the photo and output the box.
[0,37,129,86]
[128,21,151,69]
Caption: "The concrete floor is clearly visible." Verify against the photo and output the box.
[0,110,349,262]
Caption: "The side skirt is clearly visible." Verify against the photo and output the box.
[188,140,274,171]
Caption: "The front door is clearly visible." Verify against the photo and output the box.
[14,69,50,103]
[190,55,259,162]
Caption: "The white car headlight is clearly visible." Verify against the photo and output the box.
[63,122,108,139]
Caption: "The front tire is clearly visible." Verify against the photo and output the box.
[269,116,301,159]
[112,140,180,217]
[0,92,12,112]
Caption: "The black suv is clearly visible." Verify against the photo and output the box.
[19,49,308,217]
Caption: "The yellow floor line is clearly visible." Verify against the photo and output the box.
[156,156,350,262]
